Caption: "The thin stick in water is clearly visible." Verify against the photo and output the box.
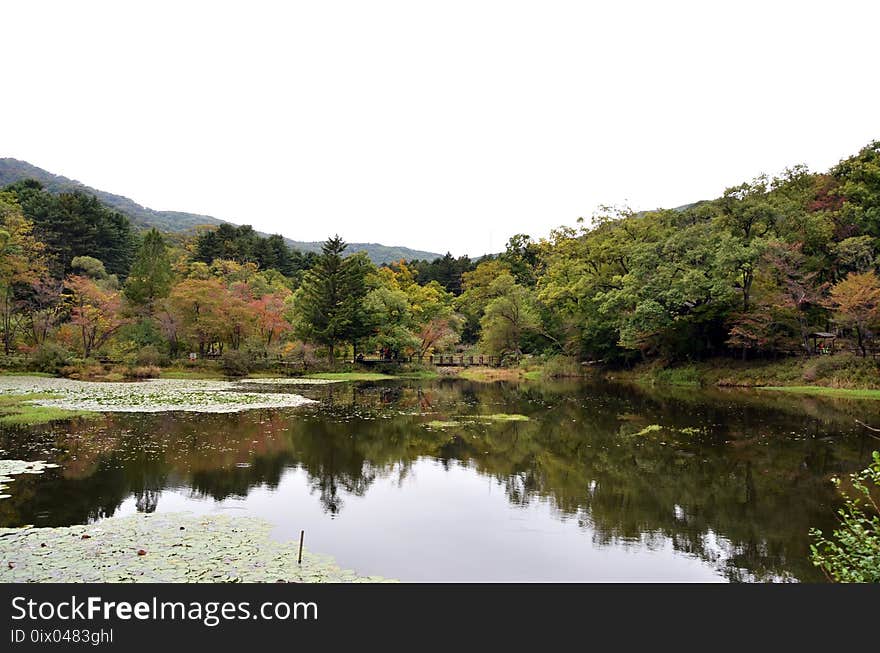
[298,530,304,565]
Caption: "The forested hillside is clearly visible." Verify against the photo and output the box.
[0,158,442,264]
[1,140,879,374]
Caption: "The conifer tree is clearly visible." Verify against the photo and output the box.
[125,229,173,311]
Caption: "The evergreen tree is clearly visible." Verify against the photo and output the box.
[3,181,135,278]
[291,236,372,363]
[125,229,173,310]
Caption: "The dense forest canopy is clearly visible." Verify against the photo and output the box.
[1,141,879,368]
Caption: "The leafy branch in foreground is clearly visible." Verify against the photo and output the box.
[810,451,880,582]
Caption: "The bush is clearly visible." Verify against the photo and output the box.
[810,451,880,582]
[540,355,585,379]
[31,343,71,374]
[650,365,702,387]
[123,365,161,379]
[220,350,252,377]
[136,345,168,367]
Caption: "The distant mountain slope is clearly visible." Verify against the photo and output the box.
[0,158,443,264]
[0,158,224,232]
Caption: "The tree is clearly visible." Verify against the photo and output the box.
[478,274,540,358]
[761,241,827,353]
[833,141,880,237]
[167,278,228,356]
[831,236,876,277]
[457,259,511,343]
[0,194,48,354]
[66,275,127,357]
[290,236,372,363]
[5,182,135,277]
[251,290,292,349]
[363,264,461,358]
[499,234,541,286]
[826,271,880,356]
[125,229,173,310]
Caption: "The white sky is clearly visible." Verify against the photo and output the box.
[2,1,878,257]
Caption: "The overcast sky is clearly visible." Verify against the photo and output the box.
[3,1,878,257]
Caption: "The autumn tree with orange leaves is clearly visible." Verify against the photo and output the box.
[0,193,49,354]
[826,271,880,356]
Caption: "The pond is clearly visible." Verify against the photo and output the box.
[1,377,877,582]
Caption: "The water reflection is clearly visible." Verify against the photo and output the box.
[0,379,876,581]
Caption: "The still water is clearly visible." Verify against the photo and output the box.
[1,379,876,582]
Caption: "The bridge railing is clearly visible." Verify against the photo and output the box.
[352,354,503,367]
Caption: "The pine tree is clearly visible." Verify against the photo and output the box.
[125,229,173,311]
[292,235,371,363]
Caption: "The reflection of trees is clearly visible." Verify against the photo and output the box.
[135,489,159,513]
[1,378,875,581]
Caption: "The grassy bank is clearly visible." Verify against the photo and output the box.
[609,354,880,394]
[0,393,96,426]
[758,386,880,400]
[305,371,397,381]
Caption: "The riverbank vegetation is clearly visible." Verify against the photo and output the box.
[2,142,880,388]
[608,354,880,391]
[810,451,880,582]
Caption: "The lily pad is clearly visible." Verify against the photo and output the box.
[424,420,461,429]
[0,513,395,583]
[0,376,316,414]
[0,459,59,499]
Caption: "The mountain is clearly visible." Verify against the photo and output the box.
[0,158,443,264]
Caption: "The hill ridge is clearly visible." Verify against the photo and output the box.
[0,157,443,264]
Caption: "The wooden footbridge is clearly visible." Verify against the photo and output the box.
[355,354,504,367]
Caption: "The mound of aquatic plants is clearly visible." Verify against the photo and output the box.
[0,393,95,426]
[0,376,316,415]
[305,372,396,381]
[239,377,340,385]
[0,513,392,583]
[473,413,530,422]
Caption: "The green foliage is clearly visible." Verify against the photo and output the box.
[0,393,93,425]
[290,236,372,363]
[135,345,168,367]
[193,224,313,278]
[125,229,173,307]
[220,350,253,377]
[478,273,541,357]
[4,140,880,374]
[4,181,135,278]
[810,451,880,582]
[833,141,880,237]
[407,252,477,295]
[30,343,71,374]
[646,365,703,387]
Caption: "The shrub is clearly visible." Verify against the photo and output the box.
[123,365,161,379]
[650,365,702,387]
[220,350,252,377]
[540,355,584,378]
[136,345,168,367]
[31,343,71,374]
[810,451,880,582]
